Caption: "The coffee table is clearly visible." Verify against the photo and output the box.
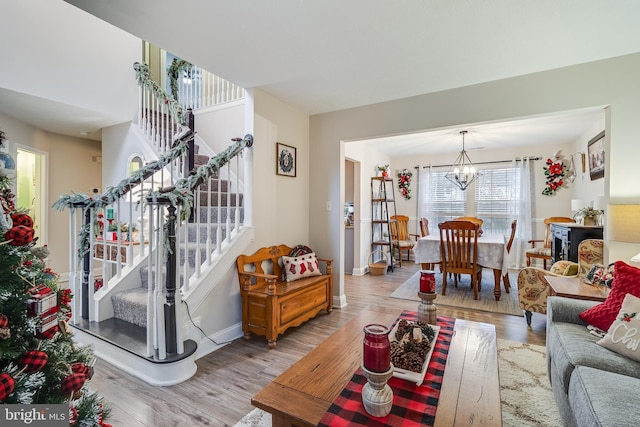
[251,306,501,426]
[544,275,609,302]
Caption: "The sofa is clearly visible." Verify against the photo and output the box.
[546,296,640,426]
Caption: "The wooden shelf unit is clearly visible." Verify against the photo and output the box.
[370,176,397,271]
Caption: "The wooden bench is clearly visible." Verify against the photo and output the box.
[236,244,333,348]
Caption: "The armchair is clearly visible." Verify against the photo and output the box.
[525,216,573,269]
[390,215,419,267]
[517,238,603,325]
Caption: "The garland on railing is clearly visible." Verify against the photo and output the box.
[167,58,193,102]
[53,132,253,260]
[133,62,186,126]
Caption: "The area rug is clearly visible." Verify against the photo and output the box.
[497,339,561,427]
[233,339,561,427]
[390,270,522,316]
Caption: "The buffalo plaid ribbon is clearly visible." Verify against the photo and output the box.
[318,311,455,427]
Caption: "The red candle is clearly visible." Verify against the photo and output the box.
[420,270,436,293]
[363,324,391,372]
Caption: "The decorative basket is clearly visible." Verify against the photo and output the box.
[368,250,389,276]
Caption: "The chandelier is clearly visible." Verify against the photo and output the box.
[445,130,478,191]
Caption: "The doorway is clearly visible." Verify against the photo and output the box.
[16,146,47,242]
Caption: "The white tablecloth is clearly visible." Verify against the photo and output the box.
[413,233,507,272]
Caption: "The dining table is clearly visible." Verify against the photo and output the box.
[413,233,508,301]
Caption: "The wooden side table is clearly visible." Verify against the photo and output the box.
[544,275,609,302]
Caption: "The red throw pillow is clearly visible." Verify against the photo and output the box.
[579,261,640,331]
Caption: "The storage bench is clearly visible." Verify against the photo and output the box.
[236,244,333,348]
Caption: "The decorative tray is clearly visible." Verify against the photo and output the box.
[389,320,440,386]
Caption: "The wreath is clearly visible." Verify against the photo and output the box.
[168,58,192,101]
[279,149,294,173]
[397,168,413,199]
[542,158,566,196]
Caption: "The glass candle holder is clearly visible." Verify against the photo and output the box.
[363,324,391,373]
[420,270,436,293]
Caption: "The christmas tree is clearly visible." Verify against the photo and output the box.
[0,129,111,426]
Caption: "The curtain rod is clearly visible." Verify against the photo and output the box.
[419,156,541,169]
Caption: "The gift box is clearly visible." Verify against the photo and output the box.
[27,285,57,317]
[36,310,59,335]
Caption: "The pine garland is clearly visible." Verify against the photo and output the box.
[54,132,252,261]
[133,62,186,126]
[167,58,192,102]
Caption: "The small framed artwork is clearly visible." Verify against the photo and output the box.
[276,142,296,177]
[587,131,605,181]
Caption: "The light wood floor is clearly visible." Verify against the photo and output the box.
[88,262,547,427]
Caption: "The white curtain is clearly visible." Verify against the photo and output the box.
[418,166,434,234]
[506,157,533,269]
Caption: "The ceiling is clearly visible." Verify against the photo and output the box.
[2,1,639,147]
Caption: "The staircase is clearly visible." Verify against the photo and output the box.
[110,145,244,327]
[55,61,252,385]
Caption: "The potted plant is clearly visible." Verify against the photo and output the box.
[573,206,602,226]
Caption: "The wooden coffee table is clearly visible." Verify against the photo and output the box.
[544,275,609,302]
[251,306,501,426]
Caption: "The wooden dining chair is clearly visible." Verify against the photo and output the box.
[417,217,440,272]
[390,215,419,267]
[438,220,483,300]
[502,219,517,292]
[526,217,573,269]
[454,216,484,227]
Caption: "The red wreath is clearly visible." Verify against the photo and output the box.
[542,158,566,196]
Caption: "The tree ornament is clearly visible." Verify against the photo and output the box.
[61,373,86,395]
[0,314,8,328]
[71,362,93,380]
[18,350,49,372]
[5,225,35,246]
[10,212,33,228]
[36,325,58,340]
[69,406,78,426]
[0,373,15,401]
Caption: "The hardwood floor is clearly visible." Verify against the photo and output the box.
[88,262,547,427]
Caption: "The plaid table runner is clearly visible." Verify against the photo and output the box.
[318,311,455,427]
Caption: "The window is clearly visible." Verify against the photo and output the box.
[430,171,466,225]
[475,167,520,234]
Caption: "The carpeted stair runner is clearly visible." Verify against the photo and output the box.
[110,145,243,327]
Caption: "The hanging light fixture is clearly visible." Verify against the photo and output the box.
[445,130,478,190]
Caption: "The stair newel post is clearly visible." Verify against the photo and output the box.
[164,203,178,355]
[186,108,196,223]
[81,205,92,320]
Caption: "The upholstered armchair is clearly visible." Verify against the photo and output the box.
[517,239,603,325]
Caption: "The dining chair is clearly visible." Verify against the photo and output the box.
[454,216,484,227]
[526,216,573,269]
[390,215,419,267]
[502,219,517,292]
[438,220,483,300]
[417,217,440,272]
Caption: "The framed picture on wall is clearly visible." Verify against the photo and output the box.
[587,131,605,180]
[276,142,296,177]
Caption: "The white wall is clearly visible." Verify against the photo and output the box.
[0,0,140,124]
[310,53,640,302]
[247,89,310,251]
[0,113,102,274]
